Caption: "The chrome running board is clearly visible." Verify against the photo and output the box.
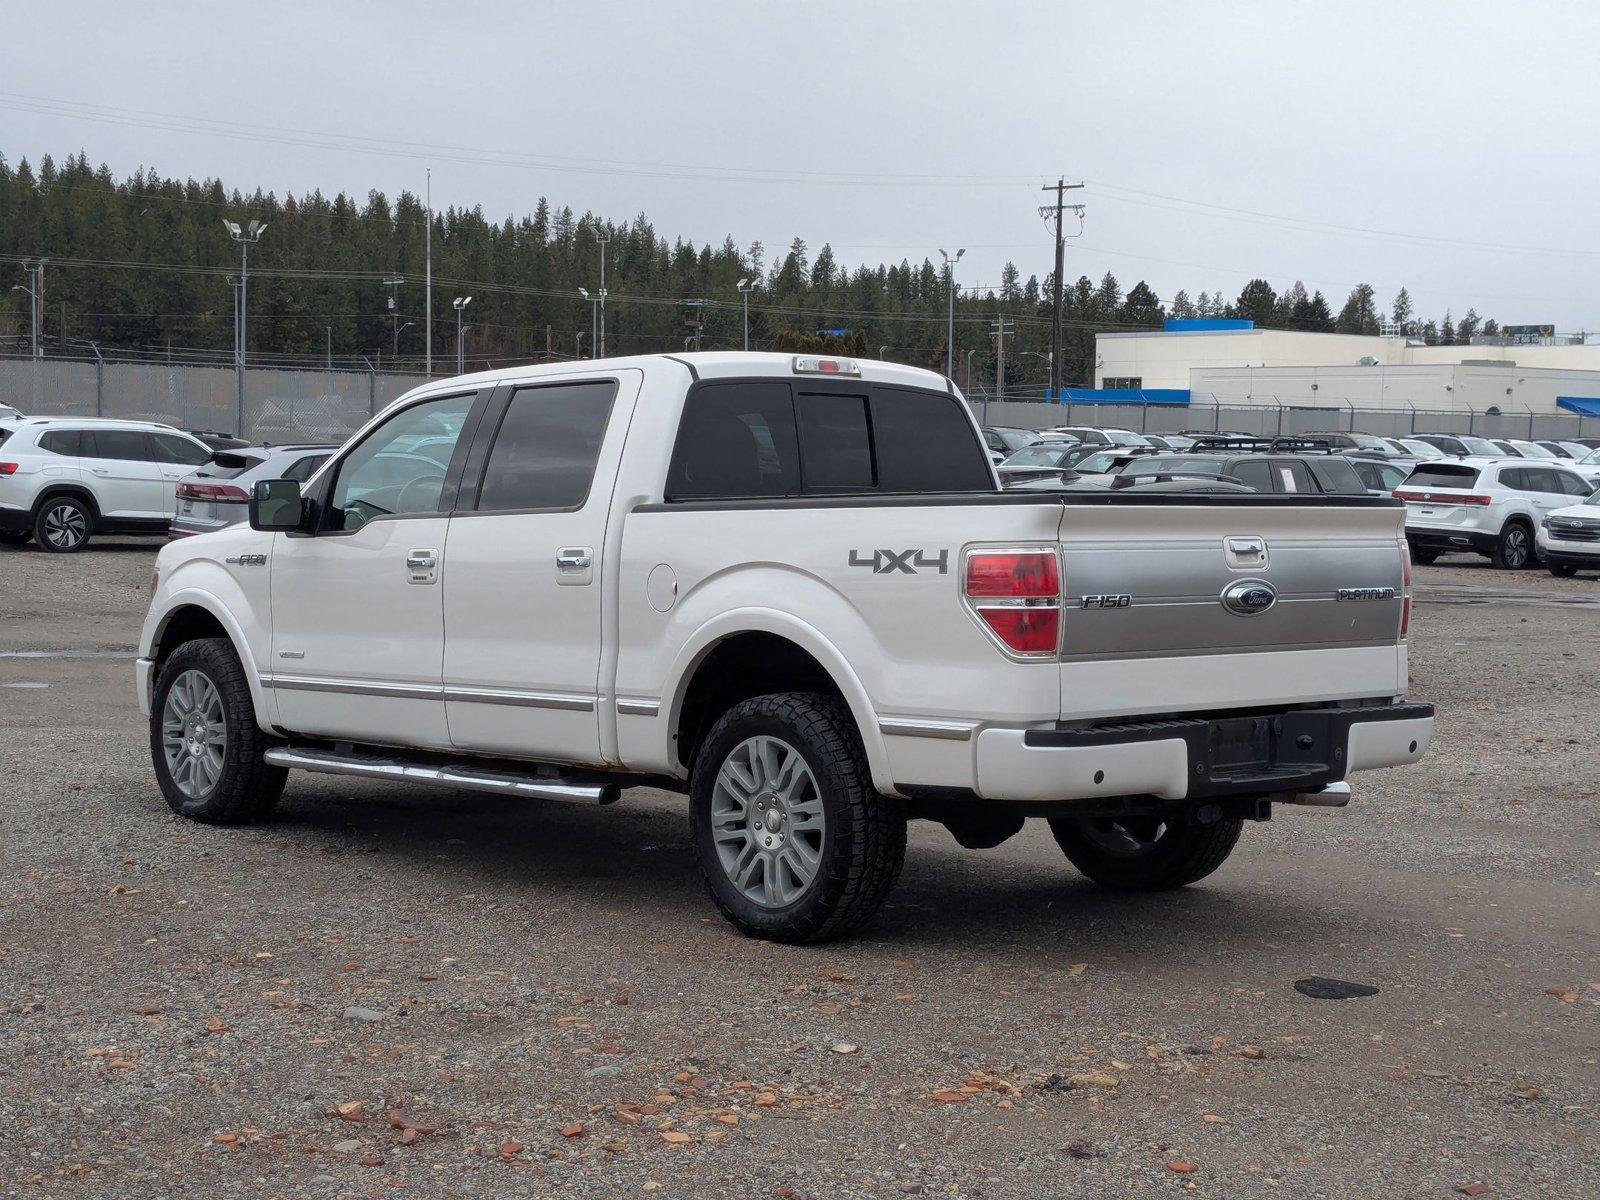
[264,746,619,803]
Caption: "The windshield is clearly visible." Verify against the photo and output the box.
[1003,446,1071,467]
[1074,451,1125,473]
[1582,448,1600,465]
[1347,433,1391,450]
[1399,439,1444,459]
[1461,436,1503,456]
[1587,491,1600,507]
[1510,441,1557,459]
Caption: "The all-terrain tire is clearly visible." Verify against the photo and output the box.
[1048,810,1244,891]
[150,637,286,823]
[689,692,906,943]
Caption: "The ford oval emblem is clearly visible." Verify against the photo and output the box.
[1221,578,1277,616]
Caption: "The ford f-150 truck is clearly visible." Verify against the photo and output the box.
[137,353,1433,942]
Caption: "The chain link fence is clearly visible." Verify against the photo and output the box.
[0,356,428,443]
[5,355,1597,446]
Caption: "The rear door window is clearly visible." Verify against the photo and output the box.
[666,381,801,500]
[89,430,155,461]
[1305,456,1365,495]
[475,380,618,511]
[1498,467,1530,492]
[1230,460,1274,491]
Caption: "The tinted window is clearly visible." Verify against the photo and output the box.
[1305,457,1365,495]
[797,392,874,492]
[1230,460,1274,491]
[1406,464,1481,489]
[88,430,154,461]
[477,381,617,511]
[667,382,800,500]
[871,387,992,493]
[1555,471,1593,496]
[283,453,329,483]
[150,432,211,465]
[1521,468,1565,494]
[1498,467,1531,491]
[37,429,83,456]
[329,393,476,530]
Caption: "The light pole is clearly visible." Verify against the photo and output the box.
[575,331,586,359]
[578,289,601,359]
[11,267,40,359]
[223,219,266,433]
[452,296,472,374]
[593,232,610,357]
[939,247,965,379]
[736,277,754,350]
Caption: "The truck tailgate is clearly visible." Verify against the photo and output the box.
[1057,499,1408,719]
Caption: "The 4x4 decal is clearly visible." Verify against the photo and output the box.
[849,549,949,575]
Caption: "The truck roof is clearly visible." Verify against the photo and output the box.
[405,351,954,397]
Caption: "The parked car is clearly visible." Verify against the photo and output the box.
[1490,439,1561,461]
[1391,437,1449,461]
[1116,451,1367,495]
[170,444,335,539]
[0,417,213,551]
[1049,426,1151,448]
[1535,440,1592,461]
[136,351,1431,942]
[1300,430,1402,454]
[1345,454,1415,496]
[1536,490,1600,577]
[995,444,1083,486]
[1395,460,1596,568]
[188,429,252,452]
[1142,433,1195,451]
[980,425,1040,463]
[0,403,24,422]
[1414,433,1507,459]
[1571,447,1600,484]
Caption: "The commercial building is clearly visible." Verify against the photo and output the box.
[1095,319,1600,416]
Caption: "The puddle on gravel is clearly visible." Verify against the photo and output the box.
[0,649,138,659]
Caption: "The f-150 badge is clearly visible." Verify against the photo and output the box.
[849,549,949,575]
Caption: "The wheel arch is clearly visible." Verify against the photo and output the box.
[31,483,102,521]
[143,590,273,726]
[665,612,893,795]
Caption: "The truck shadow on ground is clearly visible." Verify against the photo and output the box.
[263,777,1362,962]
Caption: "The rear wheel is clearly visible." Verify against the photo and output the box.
[1408,543,1440,565]
[34,495,92,553]
[150,638,285,823]
[1548,561,1579,578]
[1491,521,1533,570]
[689,692,905,943]
[1048,809,1243,891]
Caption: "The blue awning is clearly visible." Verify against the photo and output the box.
[1556,396,1600,416]
[1056,387,1191,406]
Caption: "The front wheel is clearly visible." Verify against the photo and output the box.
[689,693,906,943]
[1492,522,1533,570]
[1547,561,1579,577]
[1048,809,1244,891]
[150,638,286,823]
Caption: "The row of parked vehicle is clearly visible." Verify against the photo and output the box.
[982,423,1600,578]
[0,413,334,552]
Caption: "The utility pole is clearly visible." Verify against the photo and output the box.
[453,296,472,374]
[991,316,1015,407]
[384,275,404,360]
[737,278,755,350]
[223,219,266,435]
[682,300,706,351]
[1039,178,1084,400]
[938,248,965,378]
[425,167,433,376]
[13,262,41,359]
[596,233,609,358]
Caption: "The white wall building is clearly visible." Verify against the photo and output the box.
[1096,326,1600,414]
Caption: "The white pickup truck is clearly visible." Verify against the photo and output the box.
[137,353,1433,942]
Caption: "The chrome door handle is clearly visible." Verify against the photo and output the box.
[407,548,439,585]
[556,548,592,571]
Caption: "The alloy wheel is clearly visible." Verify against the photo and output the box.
[42,502,87,550]
[709,735,826,909]
[1503,526,1530,568]
[161,669,227,799]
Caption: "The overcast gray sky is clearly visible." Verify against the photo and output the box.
[6,0,1599,329]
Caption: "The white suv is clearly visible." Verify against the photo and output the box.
[1396,459,1597,569]
[0,418,213,552]
[1537,488,1600,577]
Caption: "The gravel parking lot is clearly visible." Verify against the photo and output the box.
[2,538,1596,1199]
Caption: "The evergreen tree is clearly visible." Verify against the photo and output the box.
[1391,287,1413,333]
[1456,308,1481,342]
[1336,284,1381,335]
[1170,289,1195,319]
[1233,278,1278,327]
[1121,281,1162,326]
[1439,310,1455,345]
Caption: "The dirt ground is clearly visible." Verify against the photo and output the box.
[1,538,1596,1199]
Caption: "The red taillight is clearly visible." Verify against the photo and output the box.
[0,462,18,476]
[964,550,1062,656]
[965,551,1059,597]
[1394,488,1490,505]
[176,481,249,501]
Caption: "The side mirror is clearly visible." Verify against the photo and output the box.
[250,478,305,532]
